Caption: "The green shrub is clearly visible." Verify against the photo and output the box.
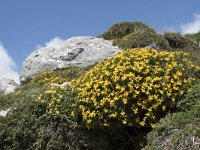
[0,83,80,150]
[113,31,169,49]
[0,92,7,110]
[185,32,200,42]
[0,69,80,149]
[193,32,200,42]
[164,32,187,48]
[0,86,41,149]
[144,106,200,150]
[73,48,200,128]
[177,79,200,111]
[164,32,200,66]
[194,32,200,42]
[144,80,200,150]
[99,22,155,40]
[0,90,24,111]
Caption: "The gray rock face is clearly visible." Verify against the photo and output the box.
[0,78,18,94]
[20,36,121,82]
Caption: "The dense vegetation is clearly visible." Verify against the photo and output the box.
[100,22,200,65]
[73,48,199,129]
[144,80,200,150]
[99,22,156,40]
[0,22,200,150]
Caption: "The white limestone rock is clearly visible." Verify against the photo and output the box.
[20,36,121,82]
[0,78,18,94]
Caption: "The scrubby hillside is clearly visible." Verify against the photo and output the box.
[0,22,200,150]
[100,22,200,65]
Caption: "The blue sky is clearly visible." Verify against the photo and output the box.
[0,0,200,82]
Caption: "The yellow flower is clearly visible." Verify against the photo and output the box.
[162,105,166,111]
[151,124,156,129]
[139,121,145,127]
[122,120,127,125]
[104,122,109,127]
[71,111,75,117]
[55,110,59,115]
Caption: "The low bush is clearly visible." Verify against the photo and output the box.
[144,105,200,150]
[0,70,81,149]
[164,32,187,48]
[185,32,200,43]
[113,31,169,50]
[99,22,155,40]
[73,48,200,129]
[144,80,200,150]
[0,81,83,149]
[177,79,200,111]
[164,32,200,65]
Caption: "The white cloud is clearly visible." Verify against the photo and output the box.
[0,43,19,83]
[36,37,65,49]
[181,14,200,34]
[161,14,200,34]
[160,26,179,34]
[45,37,65,48]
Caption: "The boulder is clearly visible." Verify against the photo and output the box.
[20,36,121,82]
[0,78,18,94]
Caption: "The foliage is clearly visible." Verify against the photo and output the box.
[0,90,144,150]
[100,22,200,65]
[0,90,23,111]
[99,22,155,40]
[0,92,7,110]
[185,32,200,42]
[144,80,200,150]
[193,32,200,42]
[0,81,81,149]
[0,69,80,149]
[73,48,200,129]
[164,32,200,65]
[0,86,40,149]
[113,31,169,50]
[144,105,200,150]
[164,32,187,48]
[26,67,87,87]
[0,69,145,150]
[177,79,200,111]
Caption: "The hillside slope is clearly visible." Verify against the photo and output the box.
[0,22,200,150]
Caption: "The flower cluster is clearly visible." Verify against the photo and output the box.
[35,85,64,115]
[73,48,200,128]
[31,70,79,118]
[30,70,67,86]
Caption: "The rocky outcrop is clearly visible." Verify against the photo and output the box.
[20,36,121,82]
[0,78,18,94]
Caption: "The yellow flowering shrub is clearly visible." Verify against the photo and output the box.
[34,84,77,119]
[29,68,86,119]
[29,70,67,86]
[73,48,200,128]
